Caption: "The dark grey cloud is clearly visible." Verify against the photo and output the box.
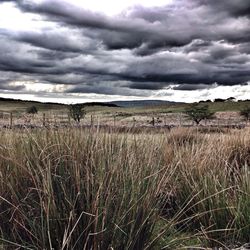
[172,83,216,91]
[0,82,25,91]
[36,50,78,61]
[65,80,151,96]
[15,0,250,46]
[6,0,250,44]
[1,27,98,53]
[0,0,249,98]
[128,82,166,90]
[13,31,91,53]
[199,0,250,17]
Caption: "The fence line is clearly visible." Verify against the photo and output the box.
[0,111,247,129]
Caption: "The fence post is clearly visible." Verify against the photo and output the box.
[113,116,116,127]
[152,117,155,127]
[91,115,94,127]
[68,113,71,125]
[54,114,56,126]
[10,112,13,128]
[97,115,100,132]
[133,117,136,127]
[43,113,46,127]
[178,113,182,127]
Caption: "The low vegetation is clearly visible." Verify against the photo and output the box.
[69,104,86,123]
[0,97,250,115]
[0,127,249,249]
[26,105,38,114]
[185,105,215,125]
[240,106,250,121]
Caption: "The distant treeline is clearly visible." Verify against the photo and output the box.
[199,97,250,103]
[0,97,118,107]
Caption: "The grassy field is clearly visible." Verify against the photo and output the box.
[0,98,250,114]
[0,99,250,128]
[0,127,249,249]
[0,99,65,113]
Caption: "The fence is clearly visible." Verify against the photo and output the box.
[0,112,110,128]
[0,111,247,129]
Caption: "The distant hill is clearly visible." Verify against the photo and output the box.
[0,97,181,108]
[83,102,118,107]
[1,97,249,113]
[0,97,64,106]
[0,97,118,107]
[109,100,183,107]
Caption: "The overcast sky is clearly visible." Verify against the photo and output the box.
[0,0,250,103]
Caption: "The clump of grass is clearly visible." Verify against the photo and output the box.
[0,128,249,249]
[166,128,203,147]
[197,126,230,134]
[0,129,182,249]
[163,129,250,246]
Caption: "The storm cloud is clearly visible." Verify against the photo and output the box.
[0,0,250,102]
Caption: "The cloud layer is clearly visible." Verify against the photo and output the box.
[0,0,250,102]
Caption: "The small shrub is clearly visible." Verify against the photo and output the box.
[26,105,38,114]
[68,104,86,123]
[240,106,250,121]
[185,105,215,125]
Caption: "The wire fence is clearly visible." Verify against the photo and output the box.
[0,111,247,130]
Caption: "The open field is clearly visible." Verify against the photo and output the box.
[0,126,250,249]
[0,111,247,130]
[1,98,250,113]
[0,99,250,129]
[0,99,250,249]
[1,0,250,248]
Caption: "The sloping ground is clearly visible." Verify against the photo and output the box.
[0,97,250,114]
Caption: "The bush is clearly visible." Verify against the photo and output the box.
[185,105,215,125]
[69,104,86,123]
[26,105,38,114]
[214,98,225,102]
[240,107,250,121]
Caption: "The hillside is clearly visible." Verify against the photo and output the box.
[0,97,249,114]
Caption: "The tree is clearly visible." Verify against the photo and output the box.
[240,107,250,121]
[27,105,38,114]
[185,105,215,125]
[226,97,236,102]
[214,98,225,102]
[69,104,86,123]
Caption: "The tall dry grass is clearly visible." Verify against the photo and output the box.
[164,128,250,246]
[0,127,249,249]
